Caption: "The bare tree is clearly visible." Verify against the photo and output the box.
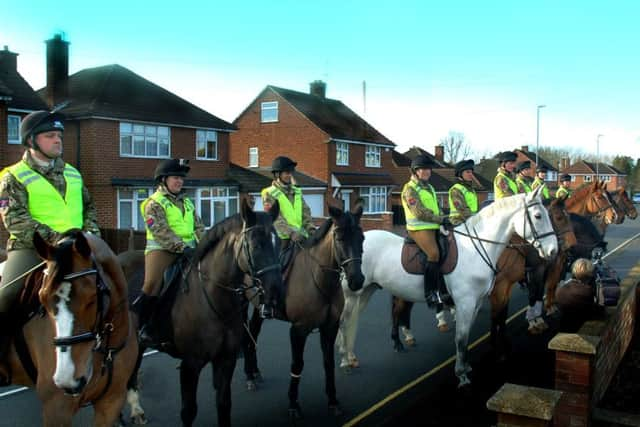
[440,131,471,163]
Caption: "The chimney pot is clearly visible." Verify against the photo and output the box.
[45,34,70,108]
[435,145,444,162]
[309,80,326,99]
[522,145,529,152]
[0,46,18,71]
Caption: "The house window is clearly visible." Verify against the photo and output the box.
[7,115,20,144]
[584,175,592,182]
[118,188,153,230]
[249,147,259,167]
[365,145,381,167]
[196,187,239,228]
[336,142,349,166]
[196,130,218,160]
[120,122,170,158]
[261,101,278,123]
[600,175,611,182]
[360,186,387,213]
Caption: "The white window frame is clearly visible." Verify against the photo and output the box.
[120,122,170,158]
[365,145,381,168]
[195,187,239,228]
[7,115,21,144]
[584,175,592,182]
[117,187,154,230]
[360,186,387,213]
[600,175,611,182]
[336,142,349,166]
[261,101,278,123]
[196,129,218,160]
[249,147,259,167]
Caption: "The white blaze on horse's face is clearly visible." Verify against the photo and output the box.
[52,281,81,390]
[521,191,558,260]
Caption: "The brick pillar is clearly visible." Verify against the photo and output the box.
[487,383,563,427]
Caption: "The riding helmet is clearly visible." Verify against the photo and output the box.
[496,151,517,163]
[536,165,548,173]
[154,158,190,181]
[271,156,297,173]
[410,154,436,171]
[560,173,572,182]
[454,159,475,177]
[515,160,532,173]
[19,110,65,147]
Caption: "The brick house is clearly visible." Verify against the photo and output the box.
[2,35,255,241]
[560,160,627,190]
[514,145,559,184]
[229,81,395,230]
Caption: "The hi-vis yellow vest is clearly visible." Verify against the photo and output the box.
[7,161,83,238]
[493,171,518,199]
[448,183,478,220]
[532,177,551,199]
[141,191,196,253]
[556,187,571,199]
[402,180,440,231]
[516,176,533,193]
[261,185,306,240]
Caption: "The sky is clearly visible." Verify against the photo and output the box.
[2,0,639,161]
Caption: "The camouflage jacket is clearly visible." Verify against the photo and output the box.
[0,151,100,251]
[516,176,534,194]
[401,176,446,225]
[448,179,477,225]
[493,167,518,199]
[142,185,205,253]
[262,180,315,239]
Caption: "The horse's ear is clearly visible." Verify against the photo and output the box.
[241,197,257,226]
[33,232,53,261]
[73,232,92,258]
[352,197,365,220]
[328,203,344,220]
[531,185,542,199]
[267,200,279,223]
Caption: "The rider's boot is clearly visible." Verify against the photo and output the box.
[0,313,13,386]
[424,262,442,308]
[133,294,158,347]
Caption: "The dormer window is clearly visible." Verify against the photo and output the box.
[261,101,278,123]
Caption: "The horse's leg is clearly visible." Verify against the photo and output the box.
[288,325,309,420]
[93,391,128,427]
[454,296,481,387]
[337,289,357,370]
[212,349,238,427]
[126,345,147,425]
[242,305,264,391]
[545,252,567,314]
[391,295,406,352]
[399,300,416,345]
[490,278,513,362]
[320,320,343,416]
[339,284,376,370]
[179,358,205,427]
[41,395,74,427]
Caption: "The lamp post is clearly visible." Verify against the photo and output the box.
[536,104,546,166]
[596,134,603,181]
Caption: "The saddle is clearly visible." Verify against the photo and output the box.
[401,230,458,275]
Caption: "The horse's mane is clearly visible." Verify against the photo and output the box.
[49,229,85,284]
[195,214,243,261]
[565,182,596,209]
[464,193,524,229]
[304,217,333,247]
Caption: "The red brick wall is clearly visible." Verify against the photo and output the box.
[568,176,626,191]
[230,89,329,182]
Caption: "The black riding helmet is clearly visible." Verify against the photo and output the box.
[271,156,297,173]
[154,158,190,181]
[515,160,532,173]
[560,173,572,182]
[536,165,548,173]
[496,151,517,164]
[410,154,435,172]
[454,159,475,177]
[20,110,65,148]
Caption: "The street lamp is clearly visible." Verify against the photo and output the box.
[596,134,603,181]
[536,104,546,166]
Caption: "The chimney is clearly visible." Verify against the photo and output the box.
[45,34,69,108]
[434,145,444,162]
[0,46,18,71]
[309,80,326,99]
[560,157,570,170]
[521,145,529,152]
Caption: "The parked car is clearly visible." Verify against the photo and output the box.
[633,193,640,204]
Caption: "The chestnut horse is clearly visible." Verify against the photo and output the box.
[0,231,138,426]
[123,199,282,427]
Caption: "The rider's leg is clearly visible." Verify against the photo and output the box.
[408,230,441,307]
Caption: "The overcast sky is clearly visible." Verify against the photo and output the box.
[3,0,639,160]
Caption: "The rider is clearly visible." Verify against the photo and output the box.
[556,174,573,199]
[401,155,451,307]
[531,165,551,200]
[261,156,315,259]
[448,159,478,225]
[493,151,518,199]
[0,110,100,382]
[134,158,204,344]
[515,160,534,193]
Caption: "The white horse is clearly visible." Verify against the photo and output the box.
[337,187,558,386]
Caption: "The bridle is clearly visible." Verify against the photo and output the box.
[587,190,618,223]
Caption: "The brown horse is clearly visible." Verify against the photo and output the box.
[241,202,365,421]
[608,187,638,222]
[123,199,282,427]
[0,230,138,426]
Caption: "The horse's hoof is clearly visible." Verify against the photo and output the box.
[349,358,360,368]
[246,380,257,391]
[328,403,344,417]
[131,414,148,425]
[437,324,449,333]
[288,404,303,420]
[342,365,352,375]
[254,371,264,383]
[404,337,416,347]
[393,343,406,353]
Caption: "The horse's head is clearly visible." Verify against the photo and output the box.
[518,187,558,260]
[582,181,619,224]
[327,199,365,292]
[611,187,637,221]
[237,198,283,318]
[547,197,577,251]
[35,230,106,396]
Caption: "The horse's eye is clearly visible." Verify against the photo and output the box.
[535,213,542,220]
